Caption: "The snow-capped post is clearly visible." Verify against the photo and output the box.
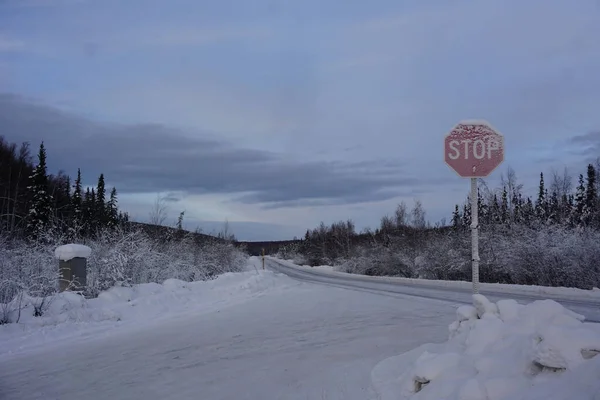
[262,248,265,270]
[444,121,504,294]
[55,244,92,293]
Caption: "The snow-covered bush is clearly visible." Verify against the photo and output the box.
[275,242,307,265]
[373,294,600,400]
[0,227,248,323]
[330,225,600,290]
[339,244,415,277]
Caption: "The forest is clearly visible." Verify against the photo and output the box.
[0,136,247,324]
[279,163,600,290]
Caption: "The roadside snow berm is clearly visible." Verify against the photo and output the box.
[371,294,600,400]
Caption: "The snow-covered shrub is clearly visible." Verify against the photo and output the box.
[327,224,600,290]
[0,227,248,323]
[83,228,248,297]
[339,243,415,277]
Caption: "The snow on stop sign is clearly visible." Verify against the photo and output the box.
[444,120,504,178]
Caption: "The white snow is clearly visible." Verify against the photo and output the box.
[54,243,92,261]
[371,294,600,400]
[0,256,456,400]
[0,257,297,357]
[271,257,600,301]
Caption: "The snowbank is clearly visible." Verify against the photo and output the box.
[271,257,600,302]
[0,259,298,357]
[54,243,92,261]
[371,294,600,400]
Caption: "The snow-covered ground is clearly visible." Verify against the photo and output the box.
[274,257,600,301]
[0,257,291,358]
[371,294,600,400]
[268,257,600,323]
[0,256,456,399]
[2,256,599,399]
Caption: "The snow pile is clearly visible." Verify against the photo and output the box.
[54,244,92,261]
[0,265,298,357]
[371,294,600,400]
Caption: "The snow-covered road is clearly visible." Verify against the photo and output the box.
[0,267,457,400]
[266,258,600,322]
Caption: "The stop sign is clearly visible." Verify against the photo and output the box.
[444,120,504,178]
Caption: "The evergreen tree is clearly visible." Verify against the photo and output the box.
[548,189,560,225]
[451,205,461,230]
[522,197,534,225]
[512,191,523,224]
[107,187,119,228]
[26,142,54,239]
[72,168,83,219]
[176,211,185,231]
[96,173,107,226]
[583,164,598,226]
[535,172,546,222]
[462,202,471,228]
[490,194,501,224]
[82,187,97,234]
[53,173,72,229]
[500,186,509,224]
[572,174,586,226]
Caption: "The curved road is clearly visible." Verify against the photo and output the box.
[266,258,600,323]
[0,264,460,400]
[1,259,598,400]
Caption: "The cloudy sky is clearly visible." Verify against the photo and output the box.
[1,0,599,240]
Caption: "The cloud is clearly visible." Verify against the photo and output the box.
[0,35,24,52]
[570,131,600,159]
[0,94,442,208]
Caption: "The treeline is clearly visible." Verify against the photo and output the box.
[282,163,600,289]
[1,135,248,323]
[451,165,599,229]
[0,136,129,240]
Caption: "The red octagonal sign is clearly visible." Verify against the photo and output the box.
[444,120,504,178]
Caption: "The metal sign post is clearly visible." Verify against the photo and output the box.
[470,177,480,294]
[444,120,504,294]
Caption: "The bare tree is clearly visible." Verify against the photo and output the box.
[411,199,427,229]
[379,215,394,233]
[217,219,236,241]
[550,166,572,201]
[500,166,523,211]
[394,201,408,228]
[148,194,168,226]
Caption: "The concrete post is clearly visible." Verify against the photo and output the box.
[59,257,87,292]
[55,244,91,293]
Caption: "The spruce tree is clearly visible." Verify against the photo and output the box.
[462,202,471,228]
[490,194,501,224]
[96,173,107,226]
[26,142,54,239]
[535,172,546,222]
[512,191,523,224]
[176,211,185,231]
[501,186,509,224]
[523,197,534,225]
[107,187,119,228]
[573,174,586,226]
[72,168,83,219]
[451,205,461,230]
[584,164,597,227]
